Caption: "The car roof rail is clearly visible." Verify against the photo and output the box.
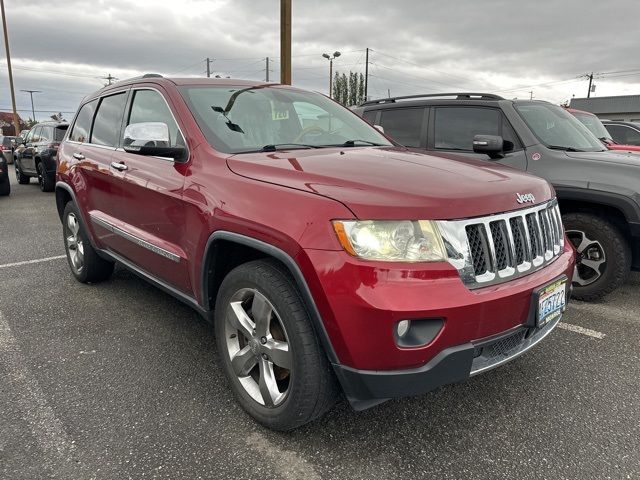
[142,73,164,78]
[361,92,504,106]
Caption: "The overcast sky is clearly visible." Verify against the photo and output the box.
[2,0,640,121]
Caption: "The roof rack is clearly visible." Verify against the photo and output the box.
[142,73,164,78]
[361,92,504,106]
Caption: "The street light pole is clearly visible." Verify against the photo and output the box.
[21,89,41,122]
[322,51,341,98]
[1,0,21,136]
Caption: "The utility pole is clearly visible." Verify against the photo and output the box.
[265,57,269,82]
[206,57,212,78]
[21,89,41,121]
[529,90,533,100]
[280,0,291,85]
[587,72,593,98]
[102,73,117,85]
[1,0,21,136]
[364,47,369,101]
[387,88,391,99]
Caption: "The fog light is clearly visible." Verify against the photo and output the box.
[397,320,411,338]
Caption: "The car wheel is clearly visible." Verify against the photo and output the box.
[36,162,54,192]
[62,202,115,283]
[564,212,632,301]
[215,259,339,431]
[15,160,30,185]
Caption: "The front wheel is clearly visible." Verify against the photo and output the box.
[215,259,339,431]
[62,202,115,283]
[564,212,632,301]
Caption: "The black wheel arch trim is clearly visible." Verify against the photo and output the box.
[201,231,339,363]
[55,181,82,222]
[555,186,640,233]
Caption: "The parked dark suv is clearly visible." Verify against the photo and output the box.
[14,121,69,191]
[56,77,574,430]
[354,93,640,300]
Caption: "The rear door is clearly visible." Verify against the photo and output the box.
[428,106,527,170]
[108,87,191,292]
[66,92,130,252]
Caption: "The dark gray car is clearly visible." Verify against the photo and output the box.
[354,93,640,300]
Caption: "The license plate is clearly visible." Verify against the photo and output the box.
[537,279,567,327]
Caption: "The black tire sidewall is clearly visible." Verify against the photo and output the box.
[564,212,631,300]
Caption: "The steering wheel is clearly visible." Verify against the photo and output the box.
[293,125,327,143]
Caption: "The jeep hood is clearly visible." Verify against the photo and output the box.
[565,150,640,164]
[227,147,554,220]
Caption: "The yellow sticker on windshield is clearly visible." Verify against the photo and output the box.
[272,110,289,121]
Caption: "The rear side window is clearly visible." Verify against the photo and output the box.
[39,126,53,142]
[70,100,97,143]
[434,107,500,151]
[378,108,424,147]
[91,93,128,147]
[606,125,640,146]
[54,125,68,141]
[127,89,184,147]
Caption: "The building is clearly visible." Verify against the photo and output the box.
[0,111,26,136]
[569,95,640,122]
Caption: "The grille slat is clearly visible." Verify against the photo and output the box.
[441,201,564,288]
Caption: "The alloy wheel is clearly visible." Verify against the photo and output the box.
[65,213,85,273]
[224,288,292,407]
[566,229,606,286]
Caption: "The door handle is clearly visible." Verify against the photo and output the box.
[73,152,85,160]
[110,161,128,171]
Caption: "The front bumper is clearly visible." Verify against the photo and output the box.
[334,314,563,410]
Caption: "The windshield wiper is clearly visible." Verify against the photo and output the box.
[261,143,321,152]
[547,145,584,152]
[340,139,385,147]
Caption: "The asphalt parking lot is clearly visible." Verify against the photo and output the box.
[1,166,639,480]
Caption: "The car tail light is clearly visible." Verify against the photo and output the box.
[0,145,5,151]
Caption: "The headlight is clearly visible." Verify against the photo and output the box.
[332,220,446,262]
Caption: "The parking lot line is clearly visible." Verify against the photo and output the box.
[0,255,66,269]
[558,322,606,339]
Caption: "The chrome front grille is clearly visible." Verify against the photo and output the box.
[437,200,564,288]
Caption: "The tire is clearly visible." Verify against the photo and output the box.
[15,160,30,184]
[215,259,339,431]
[564,212,632,301]
[37,162,54,192]
[62,201,115,283]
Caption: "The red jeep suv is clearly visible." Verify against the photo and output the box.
[56,76,575,430]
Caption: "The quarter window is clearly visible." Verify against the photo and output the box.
[127,89,184,147]
[70,100,97,143]
[434,107,500,151]
[378,108,424,147]
[91,92,128,147]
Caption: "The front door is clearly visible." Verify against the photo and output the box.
[109,87,192,293]
[21,126,39,173]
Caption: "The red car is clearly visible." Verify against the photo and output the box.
[56,76,575,430]
[568,107,640,154]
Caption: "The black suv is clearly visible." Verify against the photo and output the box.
[354,93,640,300]
[14,121,69,192]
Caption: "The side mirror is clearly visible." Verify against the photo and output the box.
[374,124,385,134]
[123,122,186,162]
[473,134,504,159]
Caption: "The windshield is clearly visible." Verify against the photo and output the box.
[515,103,606,152]
[572,112,612,141]
[180,85,392,154]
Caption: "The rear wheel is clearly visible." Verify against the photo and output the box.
[62,202,114,283]
[215,259,339,431]
[15,160,30,184]
[37,162,54,192]
[564,212,631,301]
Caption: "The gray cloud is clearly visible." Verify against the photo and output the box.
[1,0,639,121]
